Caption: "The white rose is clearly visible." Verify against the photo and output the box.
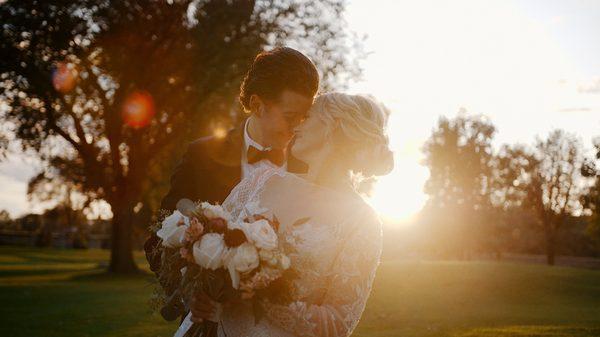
[201,202,232,221]
[224,243,259,289]
[230,243,259,273]
[193,233,227,270]
[279,254,291,270]
[259,249,279,267]
[242,219,278,250]
[157,210,189,248]
[258,248,273,260]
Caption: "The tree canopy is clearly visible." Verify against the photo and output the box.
[0,0,361,272]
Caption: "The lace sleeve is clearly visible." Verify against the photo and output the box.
[263,207,383,337]
[223,162,285,221]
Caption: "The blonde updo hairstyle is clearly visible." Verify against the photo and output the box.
[309,92,394,177]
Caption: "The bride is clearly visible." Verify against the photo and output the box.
[192,92,393,337]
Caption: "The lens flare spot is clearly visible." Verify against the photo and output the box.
[52,62,78,93]
[213,126,227,138]
[121,91,155,129]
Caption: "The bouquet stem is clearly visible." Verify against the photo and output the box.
[183,320,218,337]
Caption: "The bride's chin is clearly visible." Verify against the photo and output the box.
[290,145,300,158]
[290,145,306,162]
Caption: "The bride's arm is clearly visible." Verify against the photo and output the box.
[263,209,383,337]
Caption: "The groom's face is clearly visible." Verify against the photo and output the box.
[255,89,313,150]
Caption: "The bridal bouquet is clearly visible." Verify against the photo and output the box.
[152,199,293,337]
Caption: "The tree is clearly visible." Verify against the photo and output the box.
[0,209,12,230]
[0,209,10,223]
[422,114,497,257]
[35,204,88,247]
[1,0,360,273]
[531,130,585,265]
[581,137,600,248]
[27,159,99,217]
[514,130,585,265]
[492,144,541,255]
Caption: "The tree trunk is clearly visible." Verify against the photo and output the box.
[108,201,139,273]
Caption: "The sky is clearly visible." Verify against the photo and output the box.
[1,0,599,222]
[344,0,600,223]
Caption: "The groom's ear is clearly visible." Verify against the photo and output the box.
[249,94,265,117]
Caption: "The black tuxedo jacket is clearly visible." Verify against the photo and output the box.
[161,125,245,211]
[144,120,245,275]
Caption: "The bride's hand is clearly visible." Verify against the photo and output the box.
[190,291,223,323]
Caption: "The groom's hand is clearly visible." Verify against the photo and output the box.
[190,291,222,323]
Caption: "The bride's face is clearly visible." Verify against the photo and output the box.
[291,109,330,164]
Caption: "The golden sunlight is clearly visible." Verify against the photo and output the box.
[349,0,589,224]
[367,110,428,224]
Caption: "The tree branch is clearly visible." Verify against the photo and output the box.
[45,103,83,153]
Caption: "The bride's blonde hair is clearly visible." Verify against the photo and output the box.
[311,92,394,177]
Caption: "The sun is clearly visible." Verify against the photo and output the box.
[363,111,429,225]
[367,157,427,225]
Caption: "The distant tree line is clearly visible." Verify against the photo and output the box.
[419,113,599,265]
[0,205,108,248]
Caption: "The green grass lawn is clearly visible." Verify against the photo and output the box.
[1,246,599,337]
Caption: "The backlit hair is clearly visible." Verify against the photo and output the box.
[311,93,394,176]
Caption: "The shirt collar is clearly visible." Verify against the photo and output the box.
[244,118,269,152]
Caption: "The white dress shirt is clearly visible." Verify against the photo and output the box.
[241,118,287,179]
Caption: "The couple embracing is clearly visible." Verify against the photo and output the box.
[145,47,394,337]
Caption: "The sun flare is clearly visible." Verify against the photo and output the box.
[347,0,598,224]
[366,110,428,224]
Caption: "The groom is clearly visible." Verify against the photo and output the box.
[144,47,319,322]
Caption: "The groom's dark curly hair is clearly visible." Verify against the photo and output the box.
[239,47,319,112]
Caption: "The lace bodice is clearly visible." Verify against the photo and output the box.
[218,163,383,337]
[223,162,286,221]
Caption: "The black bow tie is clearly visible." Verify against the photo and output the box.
[247,146,285,167]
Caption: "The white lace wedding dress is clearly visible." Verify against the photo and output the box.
[214,163,383,337]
